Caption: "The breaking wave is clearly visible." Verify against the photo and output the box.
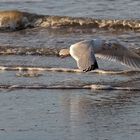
[0,45,59,56]
[0,45,140,56]
[0,65,140,75]
[0,10,140,31]
[0,83,140,91]
[0,65,139,91]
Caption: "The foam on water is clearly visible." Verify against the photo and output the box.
[0,83,140,91]
[0,10,140,31]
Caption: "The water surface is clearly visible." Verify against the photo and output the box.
[0,0,140,140]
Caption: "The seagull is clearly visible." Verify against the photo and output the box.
[59,38,140,72]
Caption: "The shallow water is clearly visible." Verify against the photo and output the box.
[0,89,140,140]
[0,0,140,140]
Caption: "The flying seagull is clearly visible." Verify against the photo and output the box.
[59,39,140,72]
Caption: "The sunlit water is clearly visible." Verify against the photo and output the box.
[0,0,140,140]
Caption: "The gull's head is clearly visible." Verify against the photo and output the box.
[59,49,70,58]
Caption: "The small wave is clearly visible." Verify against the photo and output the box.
[0,65,140,75]
[0,46,140,56]
[0,10,140,31]
[0,45,59,55]
[0,84,139,91]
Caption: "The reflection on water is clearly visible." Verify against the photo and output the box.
[68,90,140,140]
[0,89,140,140]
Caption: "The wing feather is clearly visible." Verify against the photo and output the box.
[70,40,97,71]
[95,40,140,69]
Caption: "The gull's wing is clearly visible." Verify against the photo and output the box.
[70,40,98,71]
[95,40,140,69]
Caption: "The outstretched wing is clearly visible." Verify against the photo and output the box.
[70,40,98,71]
[95,40,140,69]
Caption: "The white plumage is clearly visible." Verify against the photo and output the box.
[59,39,140,72]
